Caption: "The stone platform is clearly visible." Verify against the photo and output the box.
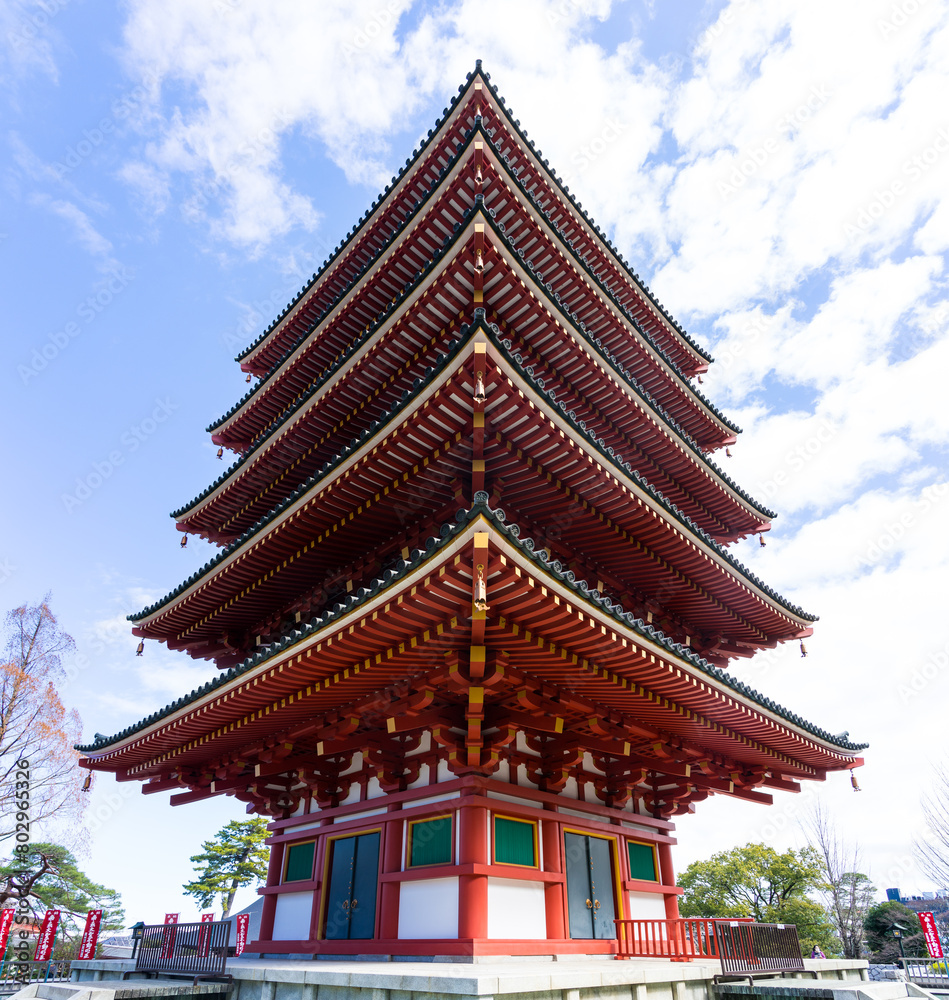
[56,957,886,1000]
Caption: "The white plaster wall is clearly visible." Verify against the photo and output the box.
[398,878,459,939]
[487,879,546,938]
[561,775,579,800]
[627,890,668,920]
[405,732,431,756]
[437,760,453,783]
[271,891,313,940]
[365,775,383,800]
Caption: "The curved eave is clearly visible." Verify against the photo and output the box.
[134,325,813,645]
[82,507,863,770]
[180,207,753,531]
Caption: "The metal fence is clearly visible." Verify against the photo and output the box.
[898,957,949,988]
[714,920,806,977]
[0,959,72,993]
[125,920,231,982]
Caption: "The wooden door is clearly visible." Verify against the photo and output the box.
[323,831,380,940]
[564,832,616,939]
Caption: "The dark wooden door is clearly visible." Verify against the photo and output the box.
[323,831,380,940]
[564,832,616,939]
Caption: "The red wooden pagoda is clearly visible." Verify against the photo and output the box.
[79,63,865,959]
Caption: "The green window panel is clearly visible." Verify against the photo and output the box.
[627,841,658,881]
[494,816,536,866]
[409,816,453,867]
[284,840,315,882]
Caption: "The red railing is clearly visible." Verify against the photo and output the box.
[615,918,722,961]
[615,917,760,962]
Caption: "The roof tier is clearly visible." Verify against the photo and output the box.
[238,65,709,384]
[178,246,769,545]
[136,327,811,671]
[210,140,736,458]
[83,507,862,814]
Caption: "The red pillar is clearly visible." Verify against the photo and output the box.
[542,814,566,939]
[259,840,284,941]
[657,842,680,920]
[457,800,488,940]
[379,807,403,939]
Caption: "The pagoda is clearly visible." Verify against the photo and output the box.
[79,63,865,959]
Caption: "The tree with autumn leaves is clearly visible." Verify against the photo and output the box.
[0,598,125,953]
[1,598,86,843]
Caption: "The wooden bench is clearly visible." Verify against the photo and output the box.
[122,920,233,990]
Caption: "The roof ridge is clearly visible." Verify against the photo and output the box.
[86,496,862,755]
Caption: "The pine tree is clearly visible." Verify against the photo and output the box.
[183,818,269,917]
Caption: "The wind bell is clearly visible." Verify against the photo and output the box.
[474,564,489,611]
[800,641,807,658]
[474,371,486,403]
[216,447,224,460]
[135,640,144,656]
[474,248,485,273]
[850,769,861,792]
[180,535,188,548]
[759,534,767,547]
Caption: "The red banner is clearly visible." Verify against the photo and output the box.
[0,910,15,957]
[161,912,178,960]
[234,913,249,956]
[77,909,103,961]
[197,912,214,958]
[920,911,944,959]
[33,910,61,961]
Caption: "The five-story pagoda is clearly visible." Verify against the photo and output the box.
[79,63,865,959]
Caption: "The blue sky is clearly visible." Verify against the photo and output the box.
[2,0,948,925]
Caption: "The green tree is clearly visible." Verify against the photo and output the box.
[678,843,839,955]
[864,901,922,962]
[183,818,269,917]
[0,843,124,948]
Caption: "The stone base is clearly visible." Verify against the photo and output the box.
[64,957,875,1000]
